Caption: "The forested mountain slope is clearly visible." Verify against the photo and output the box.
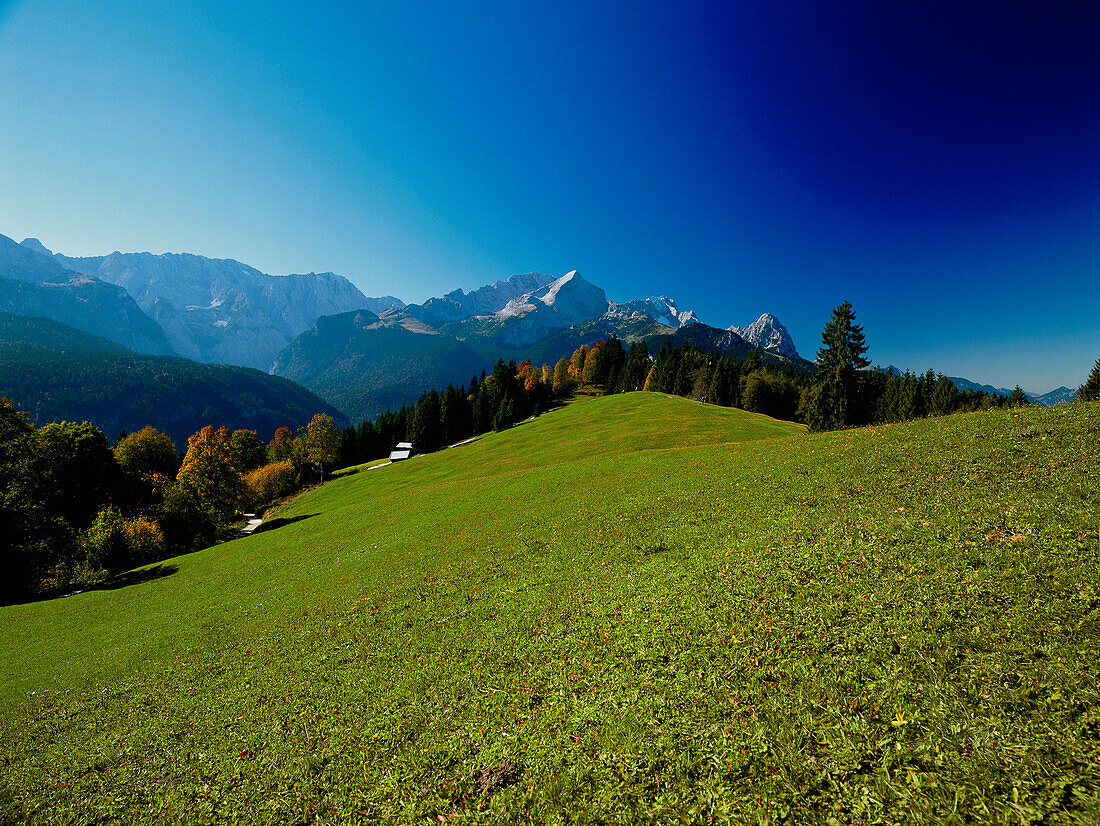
[0,313,345,445]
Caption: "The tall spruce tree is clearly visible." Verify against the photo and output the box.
[1079,357,1100,402]
[810,301,871,430]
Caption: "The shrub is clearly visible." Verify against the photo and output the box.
[84,508,167,571]
[243,460,299,509]
[123,516,165,564]
[84,506,130,570]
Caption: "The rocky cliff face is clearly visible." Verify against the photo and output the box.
[415,272,551,326]
[36,243,373,370]
[604,296,699,328]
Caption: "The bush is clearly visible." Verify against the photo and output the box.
[243,460,299,510]
[84,506,130,570]
[156,485,216,553]
[123,516,165,564]
[84,507,167,571]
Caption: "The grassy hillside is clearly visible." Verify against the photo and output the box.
[2,395,1099,823]
[0,312,347,445]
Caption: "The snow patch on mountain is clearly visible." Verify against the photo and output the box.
[497,271,609,323]
[417,272,551,326]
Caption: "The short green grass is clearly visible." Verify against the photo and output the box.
[2,394,1099,823]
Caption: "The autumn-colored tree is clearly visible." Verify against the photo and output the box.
[299,413,341,481]
[175,425,244,525]
[268,426,296,463]
[570,344,589,378]
[552,357,573,396]
[582,341,608,385]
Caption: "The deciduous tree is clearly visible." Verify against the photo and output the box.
[175,425,244,525]
[228,429,267,473]
[268,426,296,463]
[299,413,341,480]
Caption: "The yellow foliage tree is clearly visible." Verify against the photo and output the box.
[123,517,165,563]
[299,413,341,481]
[553,357,573,395]
[268,426,296,462]
[570,344,589,378]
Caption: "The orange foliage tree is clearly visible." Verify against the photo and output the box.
[175,425,244,525]
[268,426,296,462]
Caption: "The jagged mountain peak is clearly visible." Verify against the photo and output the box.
[604,295,700,329]
[728,313,799,359]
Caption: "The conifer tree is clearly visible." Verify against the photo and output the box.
[1078,357,1100,402]
[809,301,871,430]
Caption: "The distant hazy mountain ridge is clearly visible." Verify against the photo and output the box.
[0,312,345,445]
[25,240,375,370]
[884,366,1075,407]
[0,234,175,355]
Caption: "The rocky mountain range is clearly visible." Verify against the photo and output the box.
[22,238,383,370]
[729,313,800,358]
[274,270,808,420]
[2,233,809,419]
[0,234,175,355]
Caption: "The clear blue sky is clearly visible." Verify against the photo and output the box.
[1,0,1097,392]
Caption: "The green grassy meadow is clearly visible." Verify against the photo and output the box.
[3,393,1100,823]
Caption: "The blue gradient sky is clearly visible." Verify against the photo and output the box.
[1,0,1097,391]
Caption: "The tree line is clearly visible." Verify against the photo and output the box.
[337,306,1033,473]
[334,340,651,466]
[0,406,342,603]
